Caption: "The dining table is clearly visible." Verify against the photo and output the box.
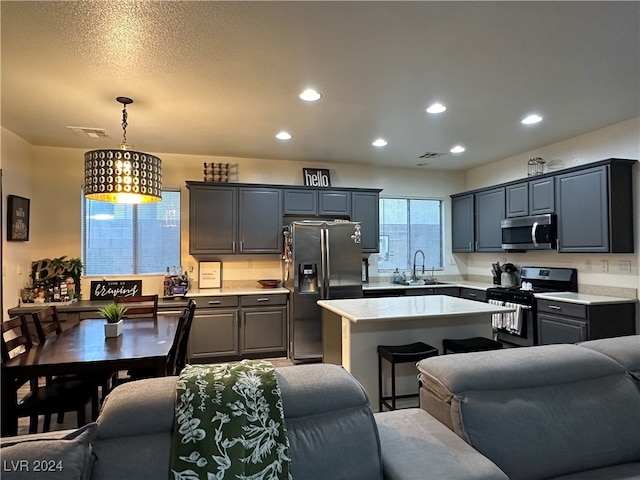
[1,315,179,437]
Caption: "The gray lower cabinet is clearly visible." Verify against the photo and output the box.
[460,288,486,302]
[475,187,505,252]
[189,294,288,362]
[537,298,636,345]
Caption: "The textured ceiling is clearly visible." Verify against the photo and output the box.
[1,1,638,170]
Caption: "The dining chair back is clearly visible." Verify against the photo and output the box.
[1,314,94,434]
[167,299,197,376]
[1,314,33,362]
[32,306,63,344]
[32,305,104,419]
[115,294,159,320]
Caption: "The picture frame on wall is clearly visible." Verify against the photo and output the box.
[7,195,30,241]
[199,261,222,289]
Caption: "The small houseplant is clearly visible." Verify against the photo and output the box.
[100,303,127,337]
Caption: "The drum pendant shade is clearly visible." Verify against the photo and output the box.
[84,97,162,204]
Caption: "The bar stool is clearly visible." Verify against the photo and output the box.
[378,341,438,411]
[442,337,503,354]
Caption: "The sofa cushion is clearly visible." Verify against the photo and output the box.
[96,376,177,439]
[578,335,640,378]
[417,344,640,480]
[0,423,97,480]
[551,462,640,479]
[277,364,383,480]
[91,433,170,480]
[375,409,508,480]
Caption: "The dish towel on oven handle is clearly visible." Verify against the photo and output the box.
[504,302,523,335]
[170,359,292,480]
[489,299,505,329]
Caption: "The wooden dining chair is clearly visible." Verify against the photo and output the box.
[1,314,94,434]
[32,305,106,420]
[127,299,197,381]
[167,299,197,376]
[115,294,159,321]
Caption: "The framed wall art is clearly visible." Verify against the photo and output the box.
[7,195,30,241]
[199,261,221,289]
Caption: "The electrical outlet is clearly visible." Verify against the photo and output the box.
[618,261,631,274]
[586,260,592,272]
[601,260,608,273]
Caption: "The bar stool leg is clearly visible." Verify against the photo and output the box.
[378,353,383,411]
[391,362,396,411]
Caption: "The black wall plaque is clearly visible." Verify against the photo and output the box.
[303,168,331,187]
[90,280,143,300]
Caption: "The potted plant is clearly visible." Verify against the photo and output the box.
[100,303,127,338]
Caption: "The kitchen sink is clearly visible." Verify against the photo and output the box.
[394,280,448,286]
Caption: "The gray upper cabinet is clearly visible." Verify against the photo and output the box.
[506,183,528,218]
[318,190,351,216]
[451,194,474,252]
[506,177,554,217]
[351,191,379,253]
[529,177,555,215]
[238,187,282,253]
[556,160,635,253]
[189,184,237,255]
[475,187,505,252]
[189,182,381,255]
[283,189,317,215]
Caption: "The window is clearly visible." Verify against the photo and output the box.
[83,190,181,275]
[378,198,443,272]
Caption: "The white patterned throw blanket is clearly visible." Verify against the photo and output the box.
[170,360,292,480]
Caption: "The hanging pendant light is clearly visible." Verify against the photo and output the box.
[84,97,162,204]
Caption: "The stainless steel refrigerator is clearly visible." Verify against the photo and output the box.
[284,221,363,363]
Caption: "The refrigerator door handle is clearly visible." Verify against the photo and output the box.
[325,227,331,298]
[320,226,327,299]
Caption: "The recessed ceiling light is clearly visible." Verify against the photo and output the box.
[276,131,292,140]
[372,138,388,147]
[521,114,543,125]
[450,145,465,154]
[426,103,447,114]
[299,88,322,102]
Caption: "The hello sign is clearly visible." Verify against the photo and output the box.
[303,168,331,188]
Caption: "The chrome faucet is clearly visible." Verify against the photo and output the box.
[412,250,425,281]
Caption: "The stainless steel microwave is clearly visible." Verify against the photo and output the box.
[501,214,557,250]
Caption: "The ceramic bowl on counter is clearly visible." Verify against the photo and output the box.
[258,279,281,288]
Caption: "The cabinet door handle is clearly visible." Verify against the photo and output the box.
[208,300,222,305]
[548,305,561,310]
[256,298,270,302]
[467,293,477,297]
[232,241,236,252]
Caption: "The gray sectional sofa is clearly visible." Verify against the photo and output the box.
[2,335,639,480]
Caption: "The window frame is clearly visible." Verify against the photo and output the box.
[377,196,444,273]
[81,188,181,276]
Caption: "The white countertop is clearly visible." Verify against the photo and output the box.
[187,286,289,297]
[534,291,637,305]
[317,295,514,322]
[363,280,494,291]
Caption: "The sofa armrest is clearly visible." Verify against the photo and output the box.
[375,409,508,480]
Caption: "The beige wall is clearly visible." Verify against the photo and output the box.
[2,118,639,320]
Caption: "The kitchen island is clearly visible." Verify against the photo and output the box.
[318,295,514,411]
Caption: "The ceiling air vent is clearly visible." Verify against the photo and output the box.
[418,152,445,159]
[67,126,109,138]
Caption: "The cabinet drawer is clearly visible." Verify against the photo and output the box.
[460,288,486,302]
[241,294,288,307]
[537,299,586,318]
[192,296,239,308]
